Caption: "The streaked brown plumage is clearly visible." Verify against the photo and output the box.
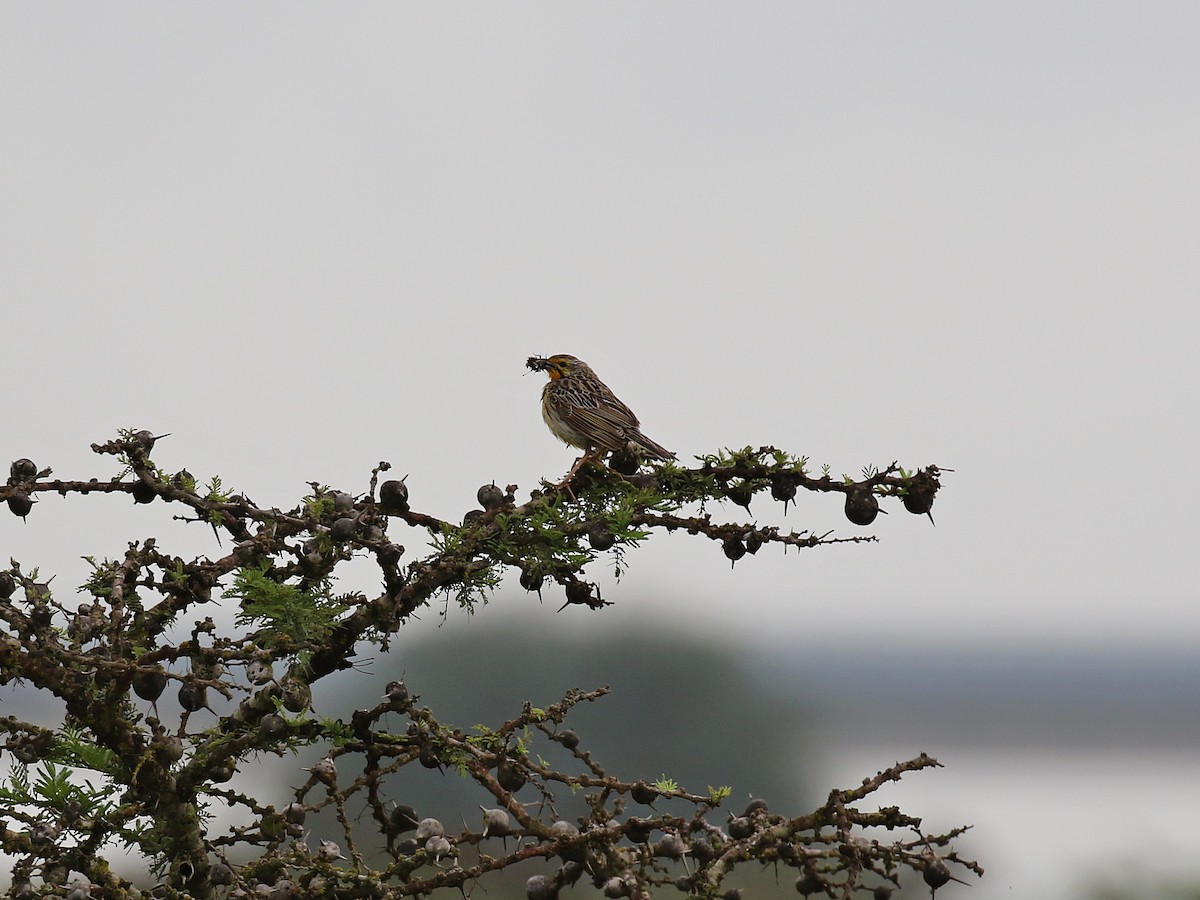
[526,354,675,463]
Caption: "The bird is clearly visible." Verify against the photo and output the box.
[526,354,675,476]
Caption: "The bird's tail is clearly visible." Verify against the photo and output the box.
[629,432,676,461]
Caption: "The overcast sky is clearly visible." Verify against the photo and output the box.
[2,3,1197,656]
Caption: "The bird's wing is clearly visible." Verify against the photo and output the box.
[552,383,641,434]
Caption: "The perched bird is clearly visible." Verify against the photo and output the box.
[526,354,675,475]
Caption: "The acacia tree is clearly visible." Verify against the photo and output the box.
[0,430,978,898]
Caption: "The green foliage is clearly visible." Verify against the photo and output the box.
[708,785,733,804]
[53,723,120,775]
[203,475,232,504]
[171,468,197,493]
[482,472,670,586]
[0,748,126,844]
[303,487,337,521]
[80,556,118,599]
[228,562,349,651]
[316,716,356,746]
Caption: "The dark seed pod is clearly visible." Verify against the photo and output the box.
[279,677,312,713]
[307,756,338,785]
[872,887,893,900]
[178,682,208,712]
[259,713,288,740]
[10,458,37,480]
[481,807,513,838]
[519,569,544,593]
[844,489,880,526]
[133,667,168,702]
[246,658,274,686]
[425,834,453,860]
[588,522,616,551]
[691,836,715,862]
[234,541,259,564]
[67,612,95,643]
[723,890,744,900]
[131,480,157,504]
[209,764,235,783]
[132,430,159,454]
[557,728,580,750]
[317,839,343,863]
[608,448,640,475]
[497,759,528,793]
[625,818,653,844]
[29,602,53,629]
[298,537,325,574]
[725,481,754,511]
[653,834,686,859]
[743,798,768,816]
[191,656,224,682]
[728,816,753,839]
[603,876,631,899]
[385,679,410,706]
[329,516,357,542]
[209,861,235,886]
[559,860,584,886]
[722,536,746,565]
[631,781,657,805]
[744,531,763,555]
[395,837,420,856]
[477,483,505,510]
[563,579,596,608]
[901,487,934,516]
[419,744,442,769]
[526,874,556,900]
[8,493,33,518]
[795,872,823,895]
[771,478,798,511]
[154,734,184,764]
[922,853,952,889]
[462,508,485,527]
[207,860,235,886]
[902,470,938,524]
[379,479,410,513]
[0,572,16,599]
[415,817,444,841]
[332,491,355,513]
[377,542,405,566]
[390,804,419,834]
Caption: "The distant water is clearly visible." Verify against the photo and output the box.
[762,645,1200,898]
[815,745,1200,899]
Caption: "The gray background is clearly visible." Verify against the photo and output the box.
[2,4,1197,897]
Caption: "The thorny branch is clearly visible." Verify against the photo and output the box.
[0,432,970,898]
